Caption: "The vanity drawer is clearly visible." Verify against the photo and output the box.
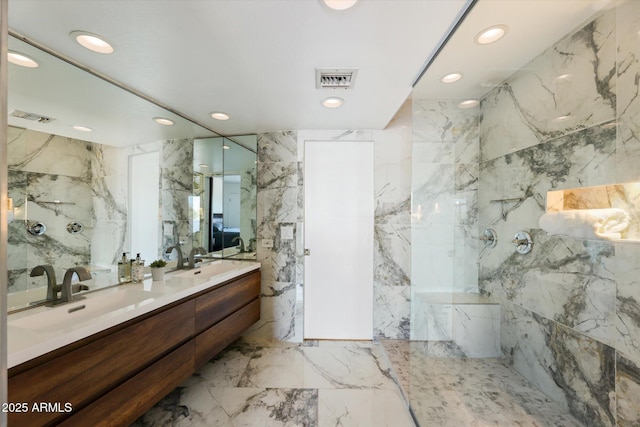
[195,298,260,368]
[8,300,195,427]
[195,270,260,333]
[60,340,195,427]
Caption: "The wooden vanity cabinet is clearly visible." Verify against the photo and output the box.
[7,269,260,427]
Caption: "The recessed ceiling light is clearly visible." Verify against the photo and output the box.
[323,0,358,10]
[153,117,174,126]
[552,115,571,123]
[7,51,39,68]
[323,97,344,108]
[70,31,114,54]
[441,73,462,83]
[211,112,230,121]
[223,145,230,150]
[199,163,208,168]
[72,125,92,132]
[475,25,508,45]
[458,100,479,109]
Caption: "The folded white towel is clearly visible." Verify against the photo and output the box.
[539,208,630,240]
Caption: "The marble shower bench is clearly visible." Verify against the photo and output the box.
[411,292,501,358]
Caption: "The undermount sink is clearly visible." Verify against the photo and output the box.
[9,289,160,333]
[171,260,248,280]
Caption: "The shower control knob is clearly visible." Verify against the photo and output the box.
[512,230,533,254]
[26,221,46,236]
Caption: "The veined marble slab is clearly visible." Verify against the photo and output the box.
[135,339,415,427]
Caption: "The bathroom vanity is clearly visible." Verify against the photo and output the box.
[6,260,261,426]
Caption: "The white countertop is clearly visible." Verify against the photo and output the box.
[7,260,260,369]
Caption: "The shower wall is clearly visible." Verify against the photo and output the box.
[478,2,640,426]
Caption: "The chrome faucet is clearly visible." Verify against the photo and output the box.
[30,265,58,302]
[61,267,92,303]
[166,245,184,269]
[232,236,245,252]
[188,247,207,269]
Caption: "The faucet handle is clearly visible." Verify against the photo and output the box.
[30,264,55,278]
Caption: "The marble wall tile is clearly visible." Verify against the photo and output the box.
[374,223,410,288]
[453,225,478,293]
[615,1,640,183]
[413,100,478,145]
[8,127,92,178]
[373,285,410,339]
[479,122,616,229]
[412,164,455,223]
[453,304,500,358]
[244,280,297,342]
[501,302,615,427]
[91,172,127,266]
[411,297,452,341]
[411,234,453,293]
[258,131,297,163]
[480,7,616,162]
[374,127,411,225]
[481,230,617,346]
[258,223,297,284]
[91,143,130,266]
[252,132,303,342]
[373,124,413,340]
[615,242,640,364]
[6,127,95,292]
[162,138,193,168]
[616,352,640,426]
[240,169,257,246]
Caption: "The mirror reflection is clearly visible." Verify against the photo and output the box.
[193,137,257,260]
[6,35,257,312]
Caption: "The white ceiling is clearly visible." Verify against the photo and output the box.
[7,0,614,143]
[412,0,613,101]
[7,0,470,138]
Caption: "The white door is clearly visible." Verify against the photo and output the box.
[304,140,374,340]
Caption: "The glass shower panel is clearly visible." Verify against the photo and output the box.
[410,99,480,342]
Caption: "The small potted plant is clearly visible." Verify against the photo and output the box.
[149,259,167,281]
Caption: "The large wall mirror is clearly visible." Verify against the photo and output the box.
[6,34,257,312]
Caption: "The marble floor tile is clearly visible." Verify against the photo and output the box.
[136,338,583,426]
[134,338,414,427]
[237,345,397,390]
[381,340,584,427]
[318,388,414,427]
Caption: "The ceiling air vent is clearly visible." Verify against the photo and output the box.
[9,109,55,124]
[316,68,358,89]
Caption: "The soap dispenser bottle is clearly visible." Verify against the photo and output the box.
[118,252,131,283]
[132,253,145,283]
